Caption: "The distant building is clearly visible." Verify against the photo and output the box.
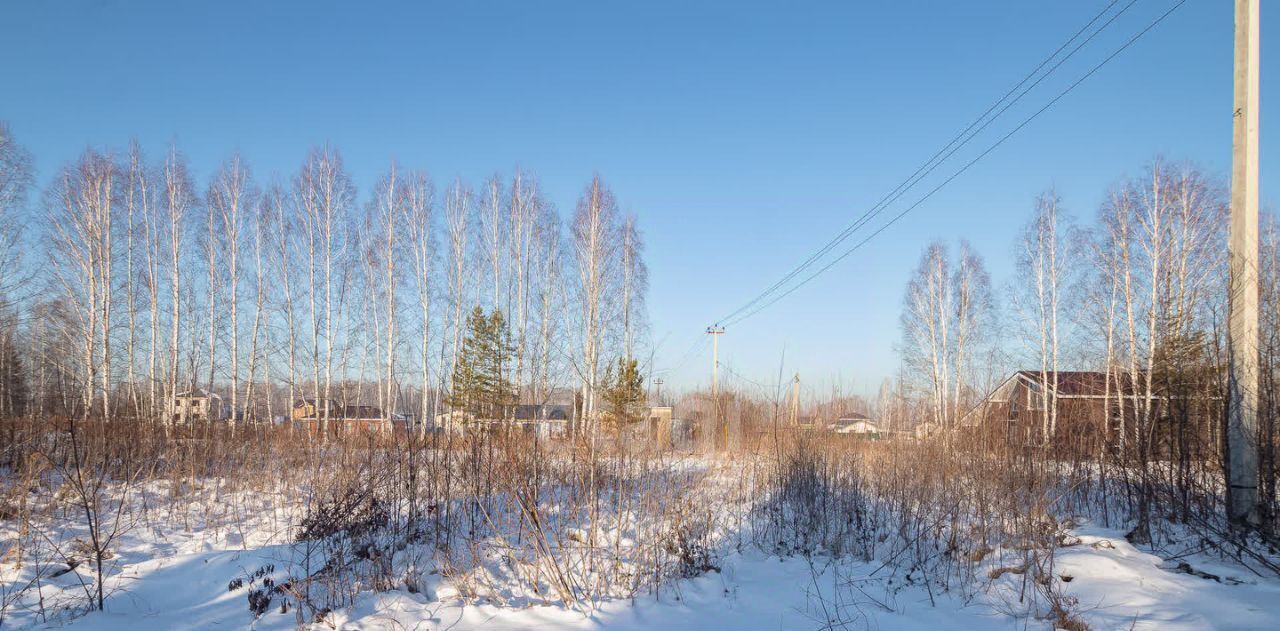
[511,403,571,438]
[292,398,405,435]
[292,398,338,422]
[433,409,472,434]
[829,411,880,437]
[437,404,572,439]
[961,370,1206,449]
[169,388,227,423]
[340,404,384,420]
[646,406,674,446]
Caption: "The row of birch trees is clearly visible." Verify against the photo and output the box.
[900,161,1227,436]
[898,159,1280,531]
[0,122,648,430]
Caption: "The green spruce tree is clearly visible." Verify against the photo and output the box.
[449,307,516,424]
[603,357,645,433]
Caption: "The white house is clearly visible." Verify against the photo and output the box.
[168,388,227,423]
[829,411,880,436]
[833,420,881,435]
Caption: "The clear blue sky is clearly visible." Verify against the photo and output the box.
[2,0,1274,396]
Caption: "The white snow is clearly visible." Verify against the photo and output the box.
[1052,528,1280,630]
[14,521,1279,630]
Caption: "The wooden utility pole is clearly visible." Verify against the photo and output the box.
[1228,0,1261,527]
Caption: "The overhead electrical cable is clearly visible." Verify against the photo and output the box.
[720,0,1188,328]
[713,0,1141,327]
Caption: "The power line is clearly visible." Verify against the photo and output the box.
[713,0,1135,327]
[720,363,782,392]
[657,333,710,377]
[721,0,1187,328]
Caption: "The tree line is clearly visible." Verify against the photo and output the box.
[0,122,649,431]
[895,160,1279,533]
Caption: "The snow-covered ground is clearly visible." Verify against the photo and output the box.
[1051,528,1280,630]
[16,521,1279,630]
[5,451,1279,630]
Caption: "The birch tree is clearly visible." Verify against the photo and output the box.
[294,147,354,434]
[404,170,435,426]
[901,242,952,430]
[481,174,506,313]
[0,123,32,318]
[620,213,648,362]
[202,174,221,397]
[532,200,564,404]
[139,158,164,419]
[444,179,473,407]
[123,142,144,417]
[950,239,991,423]
[571,175,622,434]
[266,182,300,416]
[208,154,256,422]
[0,124,33,418]
[162,147,196,421]
[243,182,271,421]
[1093,162,1226,540]
[1016,193,1068,441]
[366,163,405,422]
[1078,217,1125,450]
[508,170,535,398]
[47,150,119,420]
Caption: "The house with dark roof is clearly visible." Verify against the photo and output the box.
[292,399,410,435]
[829,411,881,437]
[513,404,571,422]
[962,370,1172,447]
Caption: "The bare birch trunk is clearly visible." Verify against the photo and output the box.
[163,147,192,430]
[445,180,472,410]
[405,171,434,433]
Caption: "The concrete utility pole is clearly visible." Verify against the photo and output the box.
[1228,0,1261,527]
[707,325,725,448]
[653,378,664,405]
[706,326,724,398]
[790,374,800,425]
